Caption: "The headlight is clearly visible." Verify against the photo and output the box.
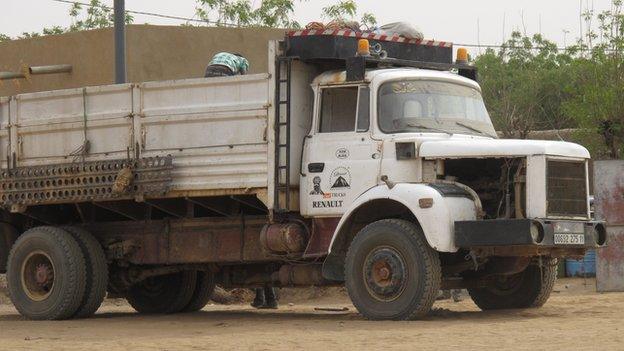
[594,223,607,246]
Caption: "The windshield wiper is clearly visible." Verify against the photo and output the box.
[406,123,453,136]
[454,122,496,138]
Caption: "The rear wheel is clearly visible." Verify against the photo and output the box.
[345,219,441,320]
[7,226,86,320]
[182,271,216,312]
[468,259,558,310]
[63,226,108,318]
[127,271,197,314]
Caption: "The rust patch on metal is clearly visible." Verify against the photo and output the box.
[303,218,340,258]
[86,216,270,265]
[594,160,624,225]
[593,161,624,292]
[275,264,326,286]
[0,156,173,208]
[260,223,307,254]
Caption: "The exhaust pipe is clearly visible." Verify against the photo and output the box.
[0,64,73,81]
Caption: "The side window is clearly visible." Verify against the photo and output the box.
[319,87,358,133]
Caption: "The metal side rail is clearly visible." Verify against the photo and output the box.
[0,156,173,209]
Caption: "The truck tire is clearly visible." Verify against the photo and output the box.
[7,226,87,320]
[182,270,216,312]
[345,219,441,320]
[468,259,558,310]
[127,271,197,314]
[62,226,108,318]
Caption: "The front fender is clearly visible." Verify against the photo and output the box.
[329,184,477,253]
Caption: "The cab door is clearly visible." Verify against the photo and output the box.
[300,84,380,217]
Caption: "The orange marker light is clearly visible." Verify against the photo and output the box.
[357,39,371,56]
[456,47,469,64]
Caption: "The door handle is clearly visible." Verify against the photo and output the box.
[308,163,325,173]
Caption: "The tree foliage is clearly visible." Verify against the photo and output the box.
[563,1,624,159]
[1,0,134,41]
[67,0,134,32]
[192,0,375,29]
[322,0,377,28]
[194,0,301,28]
[474,33,576,138]
[475,0,624,159]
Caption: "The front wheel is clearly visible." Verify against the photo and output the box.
[345,219,441,320]
[468,258,558,310]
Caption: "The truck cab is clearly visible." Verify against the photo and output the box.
[288,36,605,319]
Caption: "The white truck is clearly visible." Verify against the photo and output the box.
[0,31,605,320]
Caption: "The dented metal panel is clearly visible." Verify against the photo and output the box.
[594,160,624,292]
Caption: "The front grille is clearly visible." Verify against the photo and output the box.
[546,160,588,217]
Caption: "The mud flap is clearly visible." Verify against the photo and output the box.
[0,222,19,273]
[322,253,345,281]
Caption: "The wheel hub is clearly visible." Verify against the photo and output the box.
[21,251,55,301]
[363,247,408,302]
[35,263,54,287]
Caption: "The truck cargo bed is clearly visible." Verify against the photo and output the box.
[0,74,272,203]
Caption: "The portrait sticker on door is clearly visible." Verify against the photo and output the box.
[309,176,325,195]
[309,167,351,209]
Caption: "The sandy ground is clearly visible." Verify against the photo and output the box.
[0,277,622,351]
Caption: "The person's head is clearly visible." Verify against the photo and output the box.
[313,176,322,191]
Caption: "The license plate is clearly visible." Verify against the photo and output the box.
[554,233,585,245]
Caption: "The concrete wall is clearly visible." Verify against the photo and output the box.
[0,25,286,97]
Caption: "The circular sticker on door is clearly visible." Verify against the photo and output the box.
[335,148,350,159]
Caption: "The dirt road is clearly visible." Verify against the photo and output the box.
[0,277,621,351]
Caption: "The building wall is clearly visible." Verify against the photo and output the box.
[0,25,286,97]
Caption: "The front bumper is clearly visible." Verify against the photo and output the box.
[455,219,606,249]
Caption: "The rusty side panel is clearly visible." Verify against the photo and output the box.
[86,216,269,265]
[594,161,624,292]
[0,157,172,209]
[594,161,624,225]
[303,217,340,258]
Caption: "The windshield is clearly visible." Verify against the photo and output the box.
[378,80,497,137]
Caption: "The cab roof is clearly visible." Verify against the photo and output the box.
[312,68,481,91]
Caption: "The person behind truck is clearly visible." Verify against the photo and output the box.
[251,285,278,309]
[204,52,250,77]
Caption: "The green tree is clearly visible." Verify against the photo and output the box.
[194,0,300,28]
[1,0,134,41]
[68,0,134,32]
[474,32,576,138]
[563,2,624,159]
[193,0,376,29]
[322,0,377,29]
